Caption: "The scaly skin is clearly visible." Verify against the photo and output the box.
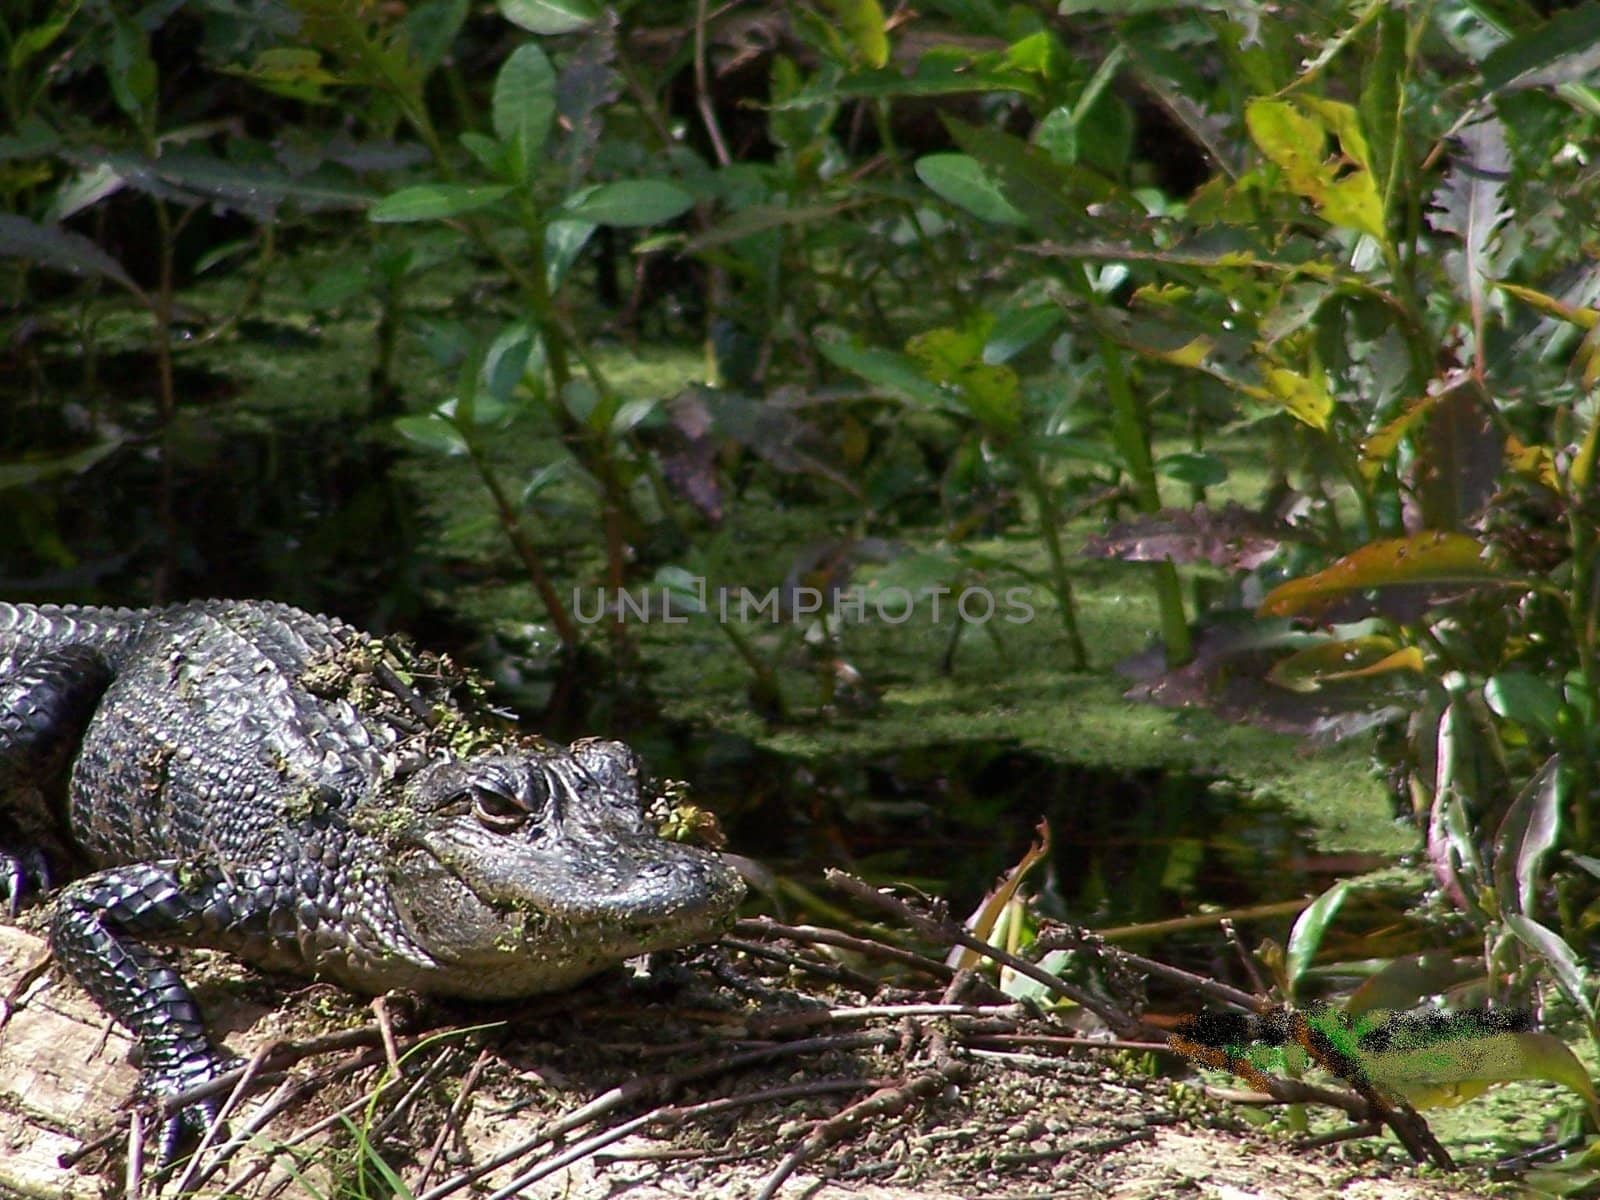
[0,600,744,1157]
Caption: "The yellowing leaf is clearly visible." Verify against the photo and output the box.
[1258,533,1507,618]
[949,820,1051,972]
[1360,395,1440,481]
[1263,365,1333,430]
[1245,97,1384,239]
[1157,335,1212,368]
[1506,435,1560,490]
[1246,99,1327,193]
[1497,281,1600,330]
[1367,1030,1600,1127]
[1267,638,1423,692]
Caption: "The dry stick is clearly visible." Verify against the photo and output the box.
[124,1108,143,1200]
[965,1033,1176,1056]
[756,966,974,1200]
[168,1041,279,1194]
[415,1046,493,1190]
[734,916,958,981]
[720,937,880,993]
[176,1075,310,1196]
[750,1003,1028,1037]
[414,1029,899,1200]
[371,994,404,1079]
[209,1049,406,1197]
[824,870,1150,1038]
[1032,926,1264,1015]
[485,1078,878,1200]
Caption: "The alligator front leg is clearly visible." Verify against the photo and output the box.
[0,646,112,913]
[50,863,250,1163]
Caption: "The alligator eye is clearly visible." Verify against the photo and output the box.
[471,788,527,833]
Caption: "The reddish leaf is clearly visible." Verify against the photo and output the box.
[1079,503,1289,571]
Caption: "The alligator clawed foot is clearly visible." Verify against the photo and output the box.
[0,845,50,917]
[143,1052,245,1172]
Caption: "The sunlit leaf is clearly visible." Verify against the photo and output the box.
[1286,880,1351,997]
[1429,115,1511,363]
[1267,638,1421,693]
[1362,1021,1598,1125]
[1262,365,1333,431]
[1245,97,1383,238]
[1258,533,1509,618]
[498,0,597,34]
[1497,281,1600,330]
[1503,913,1595,1022]
[949,820,1051,972]
[821,0,889,68]
[1493,756,1563,918]
[1505,435,1560,490]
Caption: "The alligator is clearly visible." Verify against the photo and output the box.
[0,600,745,1156]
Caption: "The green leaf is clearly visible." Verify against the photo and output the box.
[1485,673,1568,739]
[1503,913,1595,1022]
[984,305,1064,364]
[370,184,512,222]
[562,180,694,227]
[1493,757,1563,918]
[108,15,157,124]
[0,440,122,491]
[10,2,80,74]
[914,154,1028,227]
[482,322,537,405]
[498,0,598,35]
[394,415,469,456]
[0,214,141,298]
[403,0,469,71]
[1286,880,1351,997]
[1482,2,1600,93]
[817,335,953,410]
[493,43,556,182]
[1259,533,1510,618]
[1156,451,1228,488]
[544,218,597,289]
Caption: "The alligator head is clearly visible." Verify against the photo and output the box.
[383,738,745,998]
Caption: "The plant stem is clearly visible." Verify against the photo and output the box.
[465,439,581,650]
[1019,458,1088,670]
[1098,337,1192,665]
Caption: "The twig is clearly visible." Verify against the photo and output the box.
[733,916,957,981]
[749,1003,1027,1037]
[757,1014,964,1198]
[415,1030,899,1200]
[1033,925,1264,1015]
[824,870,1149,1038]
[372,994,404,1080]
[125,1108,143,1200]
[168,1040,277,1193]
[487,1078,879,1200]
[720,937,879,992]
[416,1046,493,1190]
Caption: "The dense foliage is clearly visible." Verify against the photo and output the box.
[7,0,1600,1155]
